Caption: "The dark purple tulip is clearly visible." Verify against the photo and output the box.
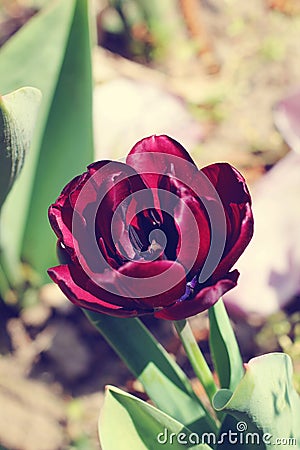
[48,135,253,320]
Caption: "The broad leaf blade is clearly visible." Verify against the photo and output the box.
[209,299,244,390]
[86,311,217,434]
[213,353,300,449]
[22,0,94,281]
[0,87,41,209]
[0,0,76,282]
[99,385,213,450]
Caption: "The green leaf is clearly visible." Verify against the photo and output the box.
[0,0,93,284]
[213,353,300,449]
[86,311,218,434]
[0,0,76,283]
[22,0,94,281]
[0,87,41,209]
[99,385,213,450]
[209,299,244,390]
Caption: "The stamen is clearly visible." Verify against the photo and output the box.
[128,225,144,251]
[148,239,163,254]
[149,209,161,226]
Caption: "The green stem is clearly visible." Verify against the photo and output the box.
[0,261,10,300]
[174,319,218,403]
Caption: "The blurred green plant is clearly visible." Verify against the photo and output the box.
[0,0,94,300]
[69,435,95,450]
[67,398,97,450]
[100,0,178,62]
[260,36,286,62]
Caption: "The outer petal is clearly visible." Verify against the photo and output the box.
[155,270,239,320]
[126,135,197,189]
[201,163,254,278]
[49,168,110,271]
[48,173,88,252]
[48,259,186,314]
[48,265,139,318]
[99,260,187,309]
[49,262,140,308]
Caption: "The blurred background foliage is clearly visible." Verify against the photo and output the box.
[0,0,300,449]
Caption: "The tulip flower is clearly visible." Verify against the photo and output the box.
[48,135,253,320]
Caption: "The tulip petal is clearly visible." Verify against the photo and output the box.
[158,175,211,278]
[50,160,151,271]
[155,270,239,320]
[126,135,197,189]
[49,171,104,272]
[201,163,254,278]
[48,173,89,253]
[48,264,139,317]
[85,161,149,260]
[104,260,187,309]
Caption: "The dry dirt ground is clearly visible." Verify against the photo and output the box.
[1,0,300,449]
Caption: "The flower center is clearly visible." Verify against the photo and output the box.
[129,225,167,261]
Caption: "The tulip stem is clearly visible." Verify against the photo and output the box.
[174,319,217,404]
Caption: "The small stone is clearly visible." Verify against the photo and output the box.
[39,283,73,312]
[21,303,51,327]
